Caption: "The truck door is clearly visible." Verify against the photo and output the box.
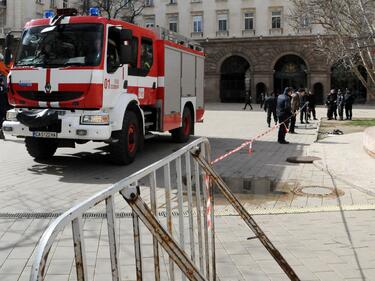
[103,26,125,108]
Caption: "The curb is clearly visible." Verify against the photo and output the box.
[363,126,375,158]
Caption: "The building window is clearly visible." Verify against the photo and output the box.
[301,15,310,27]
[217,14,228,31]
[271,11,281,29]
[62,0,68,8]
[36,0,45,4]
[244,12,254,30]
[168,15,178,32]
[169,0,176,4]
[145,0,153,6]
[193,15,203,32]
[144,16,155,28]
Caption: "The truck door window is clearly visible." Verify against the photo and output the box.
[128,36,139,76]
[140,38,153,75]
[107,27,121,73]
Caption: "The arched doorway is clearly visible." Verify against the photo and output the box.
[331,64,367,103]
[273,55,308,94]
[256,82,267,103]
[220,55,250,102]
[313,83,324,104]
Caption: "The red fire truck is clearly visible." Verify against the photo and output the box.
[3,8,205,164]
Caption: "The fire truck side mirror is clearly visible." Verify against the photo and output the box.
[120,29,133,42]
[119,45,133,65]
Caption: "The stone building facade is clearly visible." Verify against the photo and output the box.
[139,0,373,103]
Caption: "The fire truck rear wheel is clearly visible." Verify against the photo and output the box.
[110,111,140,165]
[171,107,193,143]
[25,137,58,159]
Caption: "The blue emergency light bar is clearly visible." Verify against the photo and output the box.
[89,7,100,16]
[43,10,55,19]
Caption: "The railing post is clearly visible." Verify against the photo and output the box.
[106,196,121,281]
[176,156,186,281]
[150,171,161,281]
[164,163,175,281]
[72,217,88,281]
[185,152,196,263]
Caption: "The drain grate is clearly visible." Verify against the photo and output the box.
[293,185,344,198]
[0,210,193,219]
[286,156,321,164]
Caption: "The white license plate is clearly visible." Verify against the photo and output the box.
[32,131,57,138]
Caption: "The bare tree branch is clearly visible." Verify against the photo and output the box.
[290,0,375,90]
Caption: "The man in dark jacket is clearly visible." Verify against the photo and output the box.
[264,92,277,127]
[299,88,309,124]
[307,91,317,120]
[326,89,337,120]
[344,89,354,120]
[0,78,9,139]
[276,87,293,144]
[336,89,345,121]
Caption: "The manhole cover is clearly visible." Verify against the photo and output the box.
[293,186,344,198]
[286,156,321,163]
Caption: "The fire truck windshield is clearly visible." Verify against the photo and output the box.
[15,23,104,68]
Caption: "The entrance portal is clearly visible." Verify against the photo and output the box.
[220,56,250,102]
[274,55,308,94]
[313,83,324,105]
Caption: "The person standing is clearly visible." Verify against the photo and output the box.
[260,92,265,108]
[243,91,253,110]
[289,89,300,133]
[336,89,345,121]
[276,87,293,144]
[307,91,317,120]
[344,89,354,120]
[0,78,8,139]
[264,92,277,127]
[326,89,336,120]
[299,88,309,124]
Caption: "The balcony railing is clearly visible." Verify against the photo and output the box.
[216,30,229,37]
[242,29,256,37]
[269,28,283,36]
[191,31,203,39]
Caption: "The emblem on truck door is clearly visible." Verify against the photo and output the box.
[45,82,51,93]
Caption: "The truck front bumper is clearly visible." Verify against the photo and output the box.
[3,110,112,141]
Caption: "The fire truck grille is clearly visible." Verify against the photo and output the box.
[18,91,84,102]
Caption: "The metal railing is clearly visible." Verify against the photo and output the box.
[30,137,299,281]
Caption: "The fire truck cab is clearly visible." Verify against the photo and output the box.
[3,9,205,164]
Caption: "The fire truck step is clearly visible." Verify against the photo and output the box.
[143,111,152,116]
[144,133,155,140]
[145,122,154,127]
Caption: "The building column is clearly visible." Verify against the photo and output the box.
[204,73,220,102]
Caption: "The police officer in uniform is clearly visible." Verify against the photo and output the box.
[276,87,293,144]
[326,89,337,120]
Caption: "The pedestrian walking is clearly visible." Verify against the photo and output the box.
[264,92,277,128]
[326,89,337,120]
[299,88,309,124]
[289,89,300,133]
[307,91,317,120]
[243,91,253,110]
[336,89,345,120]
[276,87,293,144]
[344,89,354,120]
[260,92,265,108]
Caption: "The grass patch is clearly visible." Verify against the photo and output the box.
[317,118,375,140]
[349,119,375,127]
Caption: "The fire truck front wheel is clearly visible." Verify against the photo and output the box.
[25,137,58,160]
[171,107,193,143]
[110,111,140,165]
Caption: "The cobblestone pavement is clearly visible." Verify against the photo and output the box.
[1,103,375,280]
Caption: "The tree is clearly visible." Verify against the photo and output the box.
[75,0,145,23]
[290,0,375,90]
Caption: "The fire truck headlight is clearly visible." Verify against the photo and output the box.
[81,114,109,125]
[6,110,18,121]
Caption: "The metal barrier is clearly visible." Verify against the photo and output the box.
[30,137,299,281]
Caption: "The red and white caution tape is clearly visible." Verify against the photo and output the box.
[204,175,212,228]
